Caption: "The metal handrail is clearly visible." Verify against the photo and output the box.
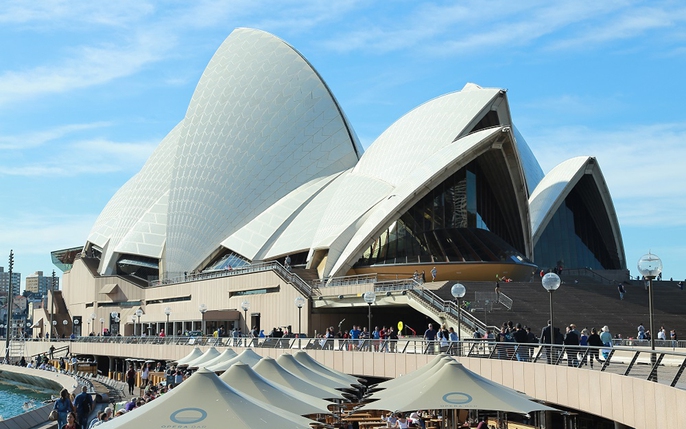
[148,261,313,298]
[59,335,686,387]
[312,274,378,288]
[563,268,615,285]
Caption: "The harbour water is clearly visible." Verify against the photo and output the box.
[0,379,53,421]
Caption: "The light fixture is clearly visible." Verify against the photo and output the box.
[295,296,306,348]
[363,291,376,336]
[241,301,250,335]
[199,304,207,336]
[451,283,466,356]
[541,272,561,364]
[164,307,172,336]
[638,252,662,382]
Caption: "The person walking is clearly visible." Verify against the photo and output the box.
[423,323,437,354]
[126,365,136,395]
[431,267,437,282]
[599,325,613,360]
[53,388,75,429]
[73,385,93,429]
[587,327,604,367]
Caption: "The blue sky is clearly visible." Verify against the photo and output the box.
[1,1,685,287]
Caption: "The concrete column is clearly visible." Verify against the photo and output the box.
[108,356,114,378]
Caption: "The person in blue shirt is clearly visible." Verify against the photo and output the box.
[53,388,74,429]
[73,385,93,429]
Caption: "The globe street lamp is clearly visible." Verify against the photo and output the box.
[135,309,143,337]
[52,320,57,339]
[542,272,561,364]
[638,252,662,382]
[451,283,466,356]
[110,311,119,335]
[130,315,137,336]
[62,320,68,337]
[73,318,79,336]
[295,296,306,349]
[241,300,250,335]
[164,307,172,336]
[363,291,376,346]
[99,318,104,336]
[199,304,207,336]
[90,313,96,336]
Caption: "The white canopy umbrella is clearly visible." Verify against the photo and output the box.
[276,354,353,390]
[194,348,237,369]
[293,351,365,386]
[104,368,319,429]
[253,357,349,400]
[184,347,221,369]
[174,347,203,366]
[372,353,451,390]
[207,348,263,372]
[361,360,557,414]
[219,363,333,415]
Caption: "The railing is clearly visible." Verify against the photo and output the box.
[407,285,494,336]
[65,335,686,388]
[312,273,378,289]
[562,268,616,285]
[149,261,314,298]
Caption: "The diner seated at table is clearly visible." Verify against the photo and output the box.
[408,411,426,429]
[382,412,399,427]
[394,412,411,428]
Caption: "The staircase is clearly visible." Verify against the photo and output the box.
[9,339,25,360]
[435,279,686,339]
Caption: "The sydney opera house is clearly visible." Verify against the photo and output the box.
[49,28,626,339]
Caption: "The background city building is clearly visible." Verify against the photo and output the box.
[0,266,21,296]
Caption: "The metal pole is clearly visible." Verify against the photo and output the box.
[166,314,169,336]
[648,276,657,382]
[457,297,462,356]
[549,290,554,364]
[367,303,372,340]
[298,307,302,350]
[244,309,248,334]
[4,250,14,363]
[50,270,55,341]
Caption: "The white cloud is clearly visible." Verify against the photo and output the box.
[0,137,157,177]
[0,122,109,150]
[0,32,169,106]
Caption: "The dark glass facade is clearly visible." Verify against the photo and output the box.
[355,160,528,266]
[534,175,621,270]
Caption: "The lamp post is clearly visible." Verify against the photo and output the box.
[295,296,305,349]
[4,250,14,363]
[135,309,143,337]
[240,300,250,334]
[99,318,104,336]
[50,269,55,343]
[130,315,136,336]
[638,252,662,382]
[62,320,68,337]
[90,313,96,336]
[164,307,172,336]
[199,304,207,336]
[451,283,466,356]
[542,272,561,364]
[363,291,376,344]
[110,311,119,335]
[52,320,57,338]
[73,319,79,336]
